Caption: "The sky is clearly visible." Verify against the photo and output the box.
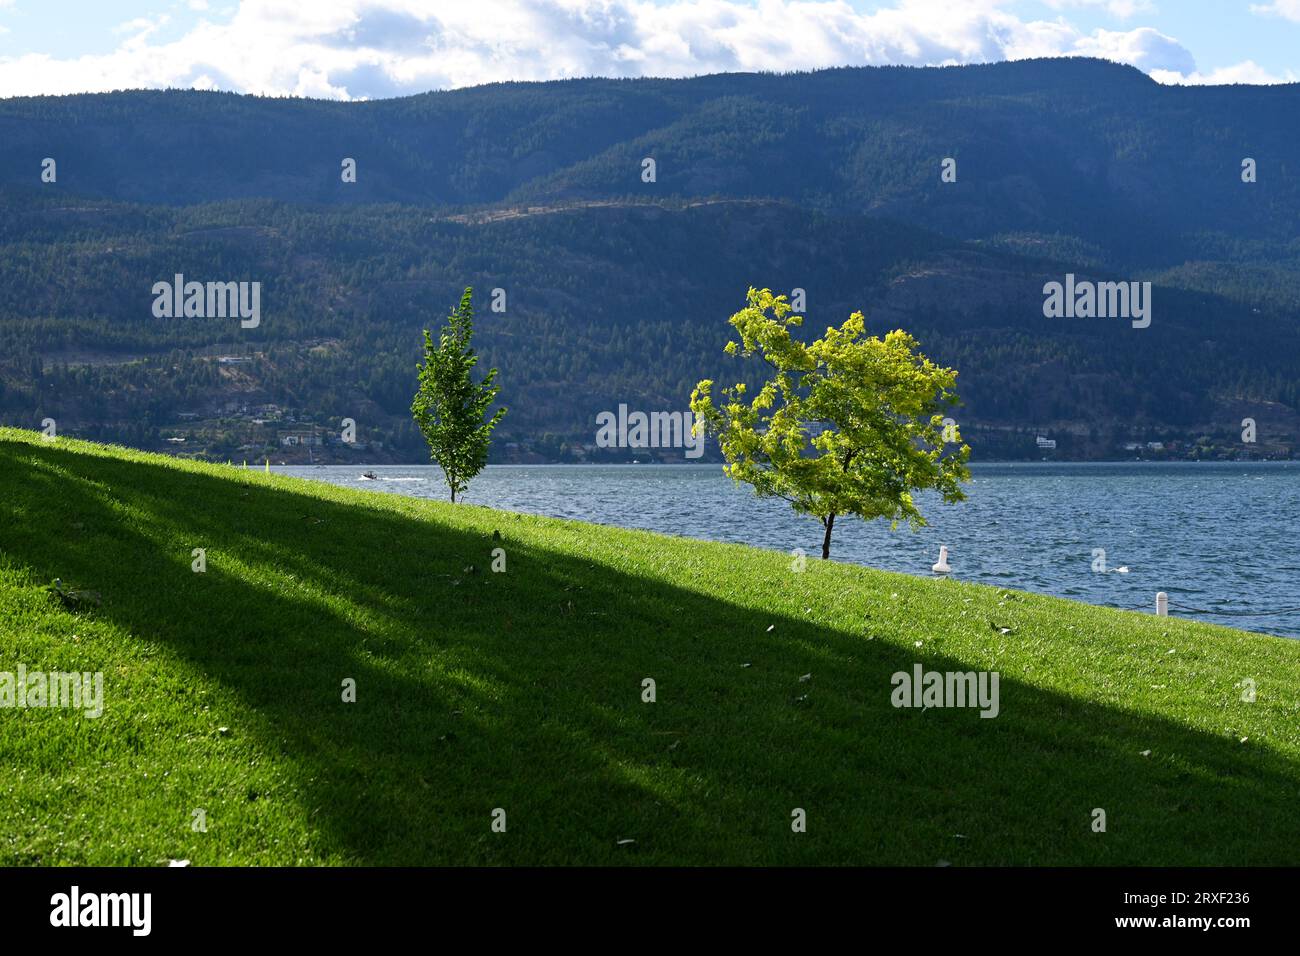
[0,0,1297,99]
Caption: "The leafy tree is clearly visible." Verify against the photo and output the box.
[691,288,970,559]
[411,288,506,502]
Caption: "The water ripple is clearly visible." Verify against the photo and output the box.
[282,461,1300,639]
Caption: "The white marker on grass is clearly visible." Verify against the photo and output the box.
[932,546,951,574]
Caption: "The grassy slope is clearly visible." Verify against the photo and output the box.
[1,428,1298,866]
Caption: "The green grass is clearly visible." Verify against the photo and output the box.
[1,427,1298,866]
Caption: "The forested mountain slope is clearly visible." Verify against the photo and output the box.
[2,58,1298,460]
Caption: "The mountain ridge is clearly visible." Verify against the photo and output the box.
[4,57,1300,268]
[2,57,1298,460]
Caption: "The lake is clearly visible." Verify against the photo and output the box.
[279,461,1300,639]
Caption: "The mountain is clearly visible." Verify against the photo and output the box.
[1,58,1298,461]
[6,57,1300,268]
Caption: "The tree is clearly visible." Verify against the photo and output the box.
[411,288,506,502]
[691,288,970,559]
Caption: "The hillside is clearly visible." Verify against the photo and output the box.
[2,428,1299,865]
[3,57,1300,461]
[2,194,1298,462]
[4,58,1300,270]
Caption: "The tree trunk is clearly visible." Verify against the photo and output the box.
[821,512,836,560]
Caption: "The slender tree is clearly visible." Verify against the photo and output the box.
[411,287,506,502]
[692,287,970,559]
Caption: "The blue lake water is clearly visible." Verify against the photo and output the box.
[280,462,1300,639]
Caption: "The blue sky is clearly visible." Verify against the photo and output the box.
[0,1,1296,99]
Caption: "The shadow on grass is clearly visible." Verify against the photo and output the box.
[1,436,1298,865]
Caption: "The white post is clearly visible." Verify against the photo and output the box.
[1156,592,1168,617]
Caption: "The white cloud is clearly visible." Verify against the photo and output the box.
[113,15,171,44]
[1044,0,1156,20]
[1151,59,1299,85]
[1250,1,1300,22]
[0,0,1274,99]
[1072,26,1193,74]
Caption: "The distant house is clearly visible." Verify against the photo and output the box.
[278,429,321,447]
[1147,441,1164,451]
[1035,436,1057,450]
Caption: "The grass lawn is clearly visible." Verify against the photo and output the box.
[1,427,1298,865]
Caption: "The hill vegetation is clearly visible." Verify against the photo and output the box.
[2,58,1299,460]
